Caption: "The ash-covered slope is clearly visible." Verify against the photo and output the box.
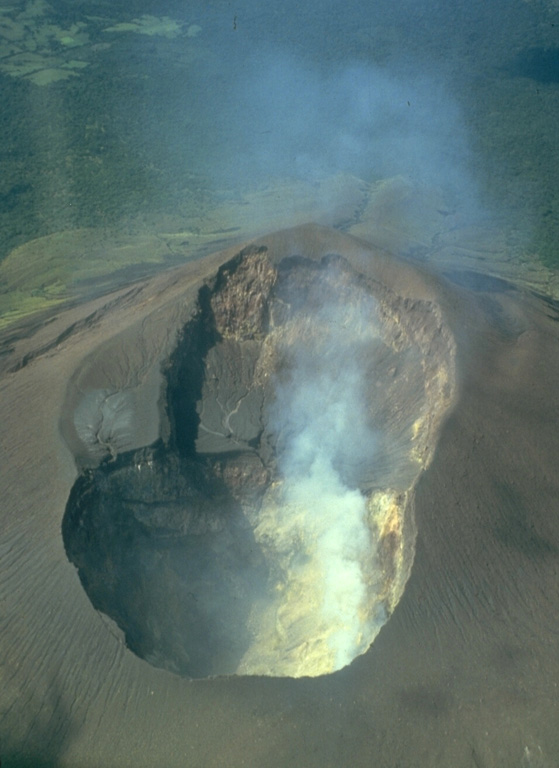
[1,224,559,767]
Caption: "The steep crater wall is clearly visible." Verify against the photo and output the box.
[62,244,456,679]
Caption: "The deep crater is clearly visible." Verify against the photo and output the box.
[62,246,455,679]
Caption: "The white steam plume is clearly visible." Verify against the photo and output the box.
[262,284,382,672]
[207,52,479,214]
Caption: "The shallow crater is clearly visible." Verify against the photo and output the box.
[62,245,456,678]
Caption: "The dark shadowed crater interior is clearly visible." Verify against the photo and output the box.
[62,247,455,679]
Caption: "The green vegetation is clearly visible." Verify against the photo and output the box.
[0,228,171,330]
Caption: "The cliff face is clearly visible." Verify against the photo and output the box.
[2,224,559,766]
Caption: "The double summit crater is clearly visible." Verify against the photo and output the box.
[62,243,456,679]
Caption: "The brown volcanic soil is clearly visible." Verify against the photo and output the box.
[1,224,559,767]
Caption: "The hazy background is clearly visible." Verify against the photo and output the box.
[0,0,558,323]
